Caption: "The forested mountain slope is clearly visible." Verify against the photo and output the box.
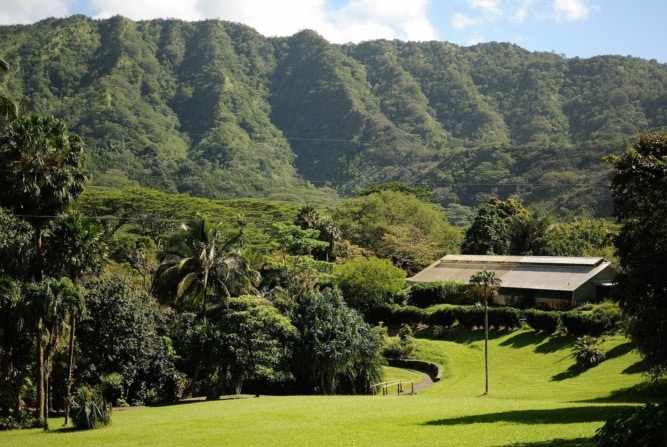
[1,15,665,216]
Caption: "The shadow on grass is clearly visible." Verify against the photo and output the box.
[495,331,573,355]
[578,380,667,404]
[551,364,583,381]
[50,426,78,434]
[498,331,550,349]
[604,341,634,361]
[507,438,592,447]
[445,329,514,345]
[423,405,633,426]
[534,336,573,354]
[622,359,648,375]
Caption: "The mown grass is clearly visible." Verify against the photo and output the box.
[376,366,425,395]
[3,330,664,447]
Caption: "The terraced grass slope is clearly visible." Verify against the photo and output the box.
[3,330,663,447]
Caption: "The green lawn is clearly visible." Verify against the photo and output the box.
[3,330,664,447]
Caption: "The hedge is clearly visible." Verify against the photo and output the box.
[487,307,523,329]
[454,307,486,329]
[425,307,457,328]
[523,309,561,333]
[365,304,425,326]
[561,311,614,336]
[367,304,614,337]
[407,281,469,308]
[594,402,667,446]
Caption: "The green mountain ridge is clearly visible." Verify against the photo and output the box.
[1,15,665,215]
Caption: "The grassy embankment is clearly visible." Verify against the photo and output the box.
[3,329,664,447]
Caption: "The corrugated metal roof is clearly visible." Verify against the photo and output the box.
[440,255,604,267]
[408,255,613,292]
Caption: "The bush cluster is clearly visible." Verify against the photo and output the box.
[594,402,667,446]
[488,307,523,329]
[72,386,111,430]
[407,281,469,307]
[365,304,425,326]
[453,307,485,329]
[573,336,606,369]
[425,307,456,328]
[523,309,561,333]
[369,304,618,338]
[561,311,614,336]
[453,307,523,330]
[382,324,417,359]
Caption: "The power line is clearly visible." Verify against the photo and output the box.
[0,169,611,188]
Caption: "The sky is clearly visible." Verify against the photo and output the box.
[0,0,665,62]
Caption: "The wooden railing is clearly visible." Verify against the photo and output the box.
[371,380,414,396]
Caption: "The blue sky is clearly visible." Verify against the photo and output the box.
[1,0,664,62]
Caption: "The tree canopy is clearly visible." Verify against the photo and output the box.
[606,133,667,377]
[334,190,462,271]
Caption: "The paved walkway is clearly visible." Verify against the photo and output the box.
[412,369,434,393]
[387,368,434,394]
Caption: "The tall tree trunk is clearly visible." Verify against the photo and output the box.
[37,333,45,427]
[44,367,50,431]
[64,314,76,425]
[34,227,43,281]
[201,269,209,321]
[484,294,489,395]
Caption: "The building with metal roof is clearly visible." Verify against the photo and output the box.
[408,255,617,309]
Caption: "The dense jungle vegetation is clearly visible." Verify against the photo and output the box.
[1,15,666,441]
[1,15,666,217]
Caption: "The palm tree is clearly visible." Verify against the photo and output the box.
[295,205,319,230]
[153,215,260,318]
[294,205,341,261]
[0,114,88,280]
[469,268,502,395]
[25,277,83,430]
[43,212,106,425]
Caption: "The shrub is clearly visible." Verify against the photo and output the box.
[524,309,561,333]
[334,256,407,312]
[383,324,416,359]
[590,300,623,325]
[0,412,38,431]
[454,306,485,329]
[594,402,667,446]
[72,386,111,430]
[408,281,468,307]
[364,304,393,325]
[99,373,124,407]
[425,307,456,328]
[488,307,523,329]
[561,311,613,336]
[573,336,606,368]
[389,306,425,326]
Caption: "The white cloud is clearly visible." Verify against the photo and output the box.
[194,0,329,37]
[511,0,533,23]
[329,0,437,42]
[0,0,437,43]
[452,13,479,30]
[467,33,486,45]
[91,0,201,21]
[0,0,71,24]
[95,0,437,43]
[553,0,589,21]
[469,0,502,16]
